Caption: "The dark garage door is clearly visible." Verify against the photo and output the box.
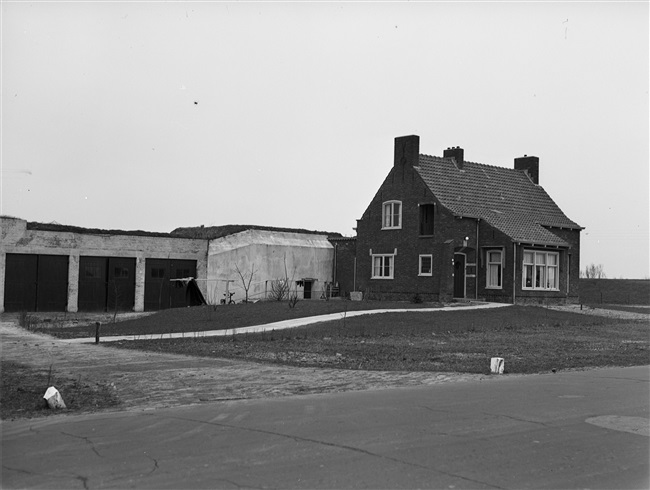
[4,254,38,312]
[4,254,68,312]
[144,259,197,311]
[78,257,136,312]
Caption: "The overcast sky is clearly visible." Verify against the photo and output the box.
[2,2,648,279]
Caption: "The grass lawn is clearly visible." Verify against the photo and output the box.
[108,305,649,374]
[31,300,450,339]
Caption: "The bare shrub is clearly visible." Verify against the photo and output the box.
[581,264,606,279]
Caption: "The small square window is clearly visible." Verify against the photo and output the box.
[152,268,166,279]
[419,255,433,276]
[85,265,101,278]
[114,267,129,278]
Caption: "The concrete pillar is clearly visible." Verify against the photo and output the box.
[67,253,79,312]
[0,253,5,313]
[134,255,146,312]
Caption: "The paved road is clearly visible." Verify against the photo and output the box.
[3,365,648,489]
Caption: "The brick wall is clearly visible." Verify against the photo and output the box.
[329,238,357,297]
[355,163,465,301]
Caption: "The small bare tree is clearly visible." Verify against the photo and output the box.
[234,263,258,303]
[108,279,123,323]
[581,263,606,279]
[269,278,291,301]
[268,254,297,304]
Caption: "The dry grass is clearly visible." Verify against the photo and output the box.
[0,361,121,420]
[109,306,649,374]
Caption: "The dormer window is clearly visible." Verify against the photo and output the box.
[382,201,402,229]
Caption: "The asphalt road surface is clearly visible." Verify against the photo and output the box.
[2,366,648,489]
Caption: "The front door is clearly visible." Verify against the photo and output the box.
[303,280,312,299]
[453,254,466,298]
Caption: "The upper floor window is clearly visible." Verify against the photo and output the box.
[382,201,402,229]
[419,204,435,235]
[372,254,394,279]
[523,251,559,290]
[419,255,433,276]
[486,250,503,289]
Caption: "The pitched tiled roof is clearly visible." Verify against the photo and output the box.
[415,155,582,247]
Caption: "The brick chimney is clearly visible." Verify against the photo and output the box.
[443,146,465,169]
[514,155,539,184]
[394,135,420,167]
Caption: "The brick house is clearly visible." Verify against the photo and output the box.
[344,135,582,304]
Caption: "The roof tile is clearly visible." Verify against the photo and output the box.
[415,155,581,246]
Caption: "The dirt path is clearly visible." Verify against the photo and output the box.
[1,321,489,415]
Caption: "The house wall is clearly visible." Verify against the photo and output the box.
[355,163,478,302]
[475,222,517,303]
[329,237,357,298]
[0,217,208,312]
[206,230,334,303]
[472,223,581,305]
[512,229,581,305]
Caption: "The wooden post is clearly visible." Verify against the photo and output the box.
[95,322,100,344]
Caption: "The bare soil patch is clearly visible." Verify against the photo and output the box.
[3,302,648,420]
[0,321,485,420]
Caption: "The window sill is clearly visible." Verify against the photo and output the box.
[418,273,433,277]
[486,286,503,290]
[371,277,394,280]
[522,288,560,291]
[381,227,402,231]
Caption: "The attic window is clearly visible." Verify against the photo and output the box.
[382,201,402,230]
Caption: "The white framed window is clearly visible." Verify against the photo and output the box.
[523,251,559,290]
[486,250,503,289]
[419,255,433,276]
[382,201,402,229]
[372,254,394,279]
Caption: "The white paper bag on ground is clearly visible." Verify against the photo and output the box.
[43,386,66,409]
[490,357,504,374]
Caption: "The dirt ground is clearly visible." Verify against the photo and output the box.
[0,319,489,416]
[4,305,645,417]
